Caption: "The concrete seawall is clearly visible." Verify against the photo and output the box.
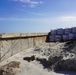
[0,33,47,62]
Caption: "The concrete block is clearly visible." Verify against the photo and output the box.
[11,39,21,56]
[33,37,39,46]
[28,38,34,48]
[21,38,29,51]
[38,37,42,44]
[1,40,12,61]
[42,36,46,43]
[0,33,47,62]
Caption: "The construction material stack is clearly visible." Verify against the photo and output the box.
[49,27,76,42]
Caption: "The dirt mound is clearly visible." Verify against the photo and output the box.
[0,61,20,75]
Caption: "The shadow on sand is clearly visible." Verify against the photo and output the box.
[56,70,76,75]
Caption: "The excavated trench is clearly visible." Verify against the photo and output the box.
[23,41,76,71]
[1,41,76,75]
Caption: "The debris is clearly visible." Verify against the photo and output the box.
[23,55,35,62]
[0,61,20,75]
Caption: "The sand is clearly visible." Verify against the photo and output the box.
[0,42,76,75]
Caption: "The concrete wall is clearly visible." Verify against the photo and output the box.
[0,33,47,62]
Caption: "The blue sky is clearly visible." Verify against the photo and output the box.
[0,0,76,33]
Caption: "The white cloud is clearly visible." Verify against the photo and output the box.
[28,12,45,16]
[0,16,76,22]
[0,16,76,29]
[0,15,76,30]
[0,15,76,22]
[12,0,44,8]
[61,16,76,21]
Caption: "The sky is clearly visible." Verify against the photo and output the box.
[0,0,76,33]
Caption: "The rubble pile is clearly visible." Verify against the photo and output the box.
[32,41,76,71]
